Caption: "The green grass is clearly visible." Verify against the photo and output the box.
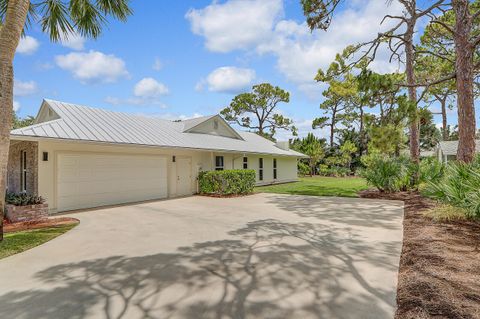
[255,176,369,198]
[0,223,78,260]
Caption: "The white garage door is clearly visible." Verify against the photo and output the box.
[57,153,168,212]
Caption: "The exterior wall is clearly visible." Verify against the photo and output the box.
[35,140,299,212]
[211,152,298,185]
[7,141,38,194]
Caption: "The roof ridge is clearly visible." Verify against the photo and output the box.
[45,99,184,124]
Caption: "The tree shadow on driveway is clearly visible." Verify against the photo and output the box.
[0,218,399,319]
[263,194,404,230]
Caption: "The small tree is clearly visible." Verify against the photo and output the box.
[221,83,297,139]
[12,114,35,129]
[292,133,325,176]
[312,74,357,148]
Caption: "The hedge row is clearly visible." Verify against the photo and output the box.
[198,169,256,195]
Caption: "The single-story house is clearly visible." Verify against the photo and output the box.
[437,140,480,163]
[8,99,305,213]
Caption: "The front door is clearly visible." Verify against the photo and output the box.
[176,157,192,196]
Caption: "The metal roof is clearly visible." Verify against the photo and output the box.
[438,140,480,156]
[11,99,305,157]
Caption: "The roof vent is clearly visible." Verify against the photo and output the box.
[275,141,290,151]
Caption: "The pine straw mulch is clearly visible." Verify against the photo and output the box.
[4,217,79,233]
[359,190,480,319]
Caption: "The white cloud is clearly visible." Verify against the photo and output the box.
[133,77,169,98]
[186,0,283,52]
[13,100,20,112]
[258,1,404,84]
[187,0,403,89]
[16,36,39,54]
[152,58,163,71]
[55,50,129,83]
[60,32,86,50]
[199,66,256,93]
[14,80,38,96]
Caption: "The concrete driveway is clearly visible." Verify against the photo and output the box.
[0,193,403,319]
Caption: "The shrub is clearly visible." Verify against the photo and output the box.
[419,157,444,184]
[423,161,480,219]
[198,169,256,195]
[359,154,413,192]
[297,161,310,176]
[5,192,45,206]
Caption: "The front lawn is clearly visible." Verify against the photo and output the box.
[255,176,369,197]
[0,223,78,259]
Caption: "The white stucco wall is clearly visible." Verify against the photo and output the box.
[36,140,298,212]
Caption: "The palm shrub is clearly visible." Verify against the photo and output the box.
[199,170,256,195]
[360,153,413,192]
[423,161,480,218]
[419,157,445,184]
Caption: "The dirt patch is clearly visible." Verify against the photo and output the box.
[359,190,480,319]
[4,217,79,233]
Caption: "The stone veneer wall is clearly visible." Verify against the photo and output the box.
[5,204,48,222]
[7,141,38,194]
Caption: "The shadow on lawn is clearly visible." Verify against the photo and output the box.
[0,218,398,319]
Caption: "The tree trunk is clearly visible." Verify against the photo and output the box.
[0,0,31,241]
[405,12,420,164]
[329,110,336,148]
[453,0,476,162]
[359,105,365,155]
[441,97,448,141]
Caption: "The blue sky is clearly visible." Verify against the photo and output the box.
[13,0,476,140]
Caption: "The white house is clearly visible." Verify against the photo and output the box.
[437,140,480,163]
[8,99,305,213]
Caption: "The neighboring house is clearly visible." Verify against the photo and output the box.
[437,140,480,163]
[8,99,305,213]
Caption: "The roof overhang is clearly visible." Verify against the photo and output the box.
[10,134,307,158]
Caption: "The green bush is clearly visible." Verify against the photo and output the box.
[5,192,45,206]
[297,161,310,176]
[423,161,480,219]
[318,165,350,177]
[419,157,445,184]
[359,154,414,192]
[199,169,256,195]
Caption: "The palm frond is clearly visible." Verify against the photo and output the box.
[38,0,75,42]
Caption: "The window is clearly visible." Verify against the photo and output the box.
[213,120,219,130]
[259,158,263,181]
[273,158,277,180]
[215,156,224,171]
[243,157,248,169]
[20,150,27,193]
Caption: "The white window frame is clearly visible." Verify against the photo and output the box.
[215,156,224,171]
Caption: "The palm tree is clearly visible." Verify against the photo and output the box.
[0,0,132,241]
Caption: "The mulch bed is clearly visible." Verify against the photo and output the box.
[359,190,480,319]
[4,217,79,233]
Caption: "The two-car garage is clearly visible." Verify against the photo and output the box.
[56,153,168,212]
